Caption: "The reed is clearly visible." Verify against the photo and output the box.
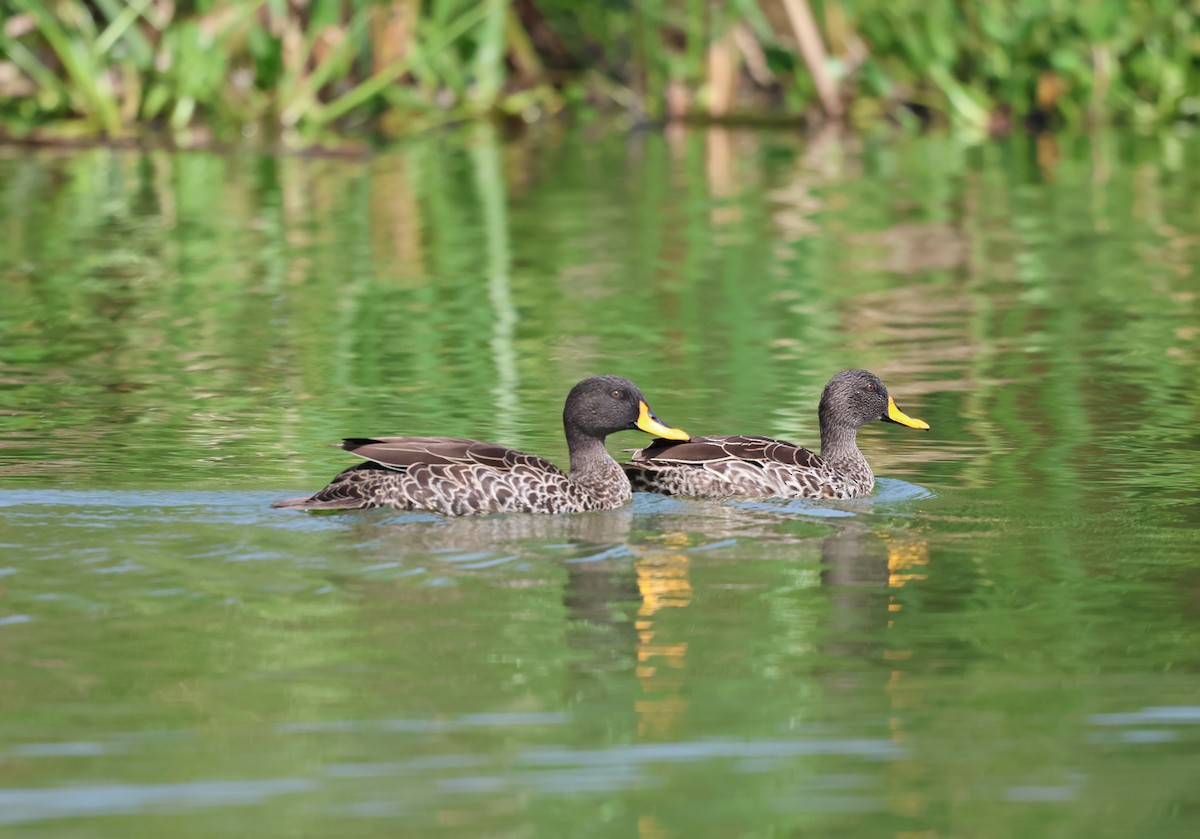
[0,0,1194,145]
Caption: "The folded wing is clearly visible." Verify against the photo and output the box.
[630,435,822,469]
[344,437,564,476]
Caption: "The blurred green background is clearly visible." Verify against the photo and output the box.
[1,0,1197,145]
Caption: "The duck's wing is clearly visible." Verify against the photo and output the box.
[343,436,564,476]
[629,435,822,469]
[272,437,571,513]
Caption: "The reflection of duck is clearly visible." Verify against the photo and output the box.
[820,523,891,662]
[625,370,928,499]
[334,497,818,577]
[344,507,637,562]
[274,376,687,515]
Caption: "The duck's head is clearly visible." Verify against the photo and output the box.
[564,376,690,441]
[818,369,930,431]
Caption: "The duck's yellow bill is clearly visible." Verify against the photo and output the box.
[885,396,930,430]
[636,401,690,440]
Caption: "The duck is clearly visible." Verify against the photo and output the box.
[623,369,928,500]
[272,375,689,515]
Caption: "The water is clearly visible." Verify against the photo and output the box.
[1,127,1198,837]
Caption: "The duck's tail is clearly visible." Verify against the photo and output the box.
[270,495,365,510]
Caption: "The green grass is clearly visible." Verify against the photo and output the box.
[0,0,1196,145]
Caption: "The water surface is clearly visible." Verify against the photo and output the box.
[1,128,1198,837]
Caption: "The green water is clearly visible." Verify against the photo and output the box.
[1,127,1198,837]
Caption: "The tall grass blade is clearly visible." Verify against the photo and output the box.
[280,9,371,126]
[307,2,491,128]
[0,30,69,110]
[92,0,155,64]
[472,0,508,106]
[10,0,122,134]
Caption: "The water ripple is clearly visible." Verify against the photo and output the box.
[0,779,315,825]
[515,737,906,767]
[1090,706,1200,726]
[12,742,110,757]
[277,711,570,735]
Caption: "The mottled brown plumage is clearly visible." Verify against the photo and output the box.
[624,370,929,500]
[273,376,688,516]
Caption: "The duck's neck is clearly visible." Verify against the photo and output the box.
[565,428,631,502]
[820,424,871,480]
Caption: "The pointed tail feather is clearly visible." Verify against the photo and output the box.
[271,495,367,510]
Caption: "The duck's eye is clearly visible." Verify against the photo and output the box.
[610,389,623,400]
[865,383,877,393]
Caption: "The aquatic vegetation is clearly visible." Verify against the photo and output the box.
[0,1,1195,144]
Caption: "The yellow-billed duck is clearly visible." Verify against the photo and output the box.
[273,375,688,515]
[624,369,928,499]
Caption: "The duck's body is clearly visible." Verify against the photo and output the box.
[624,370,928,500]
[274,437,632,515]
[626,434,876,499]
[273,376,688,516]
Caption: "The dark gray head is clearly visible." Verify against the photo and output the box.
[563,376,689,442]
[818,370,929,431]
